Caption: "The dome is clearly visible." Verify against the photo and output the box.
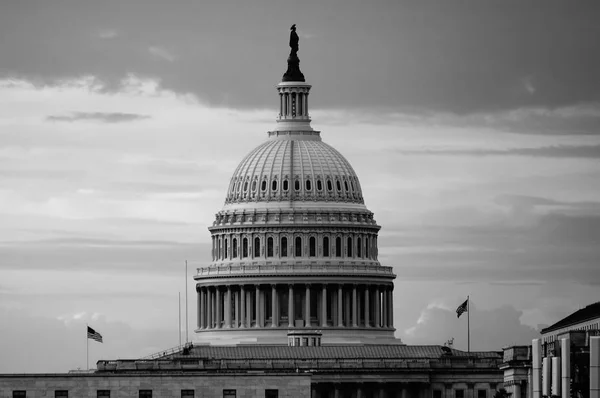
[224,133,365,207]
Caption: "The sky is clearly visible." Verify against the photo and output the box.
[1,0,599,373]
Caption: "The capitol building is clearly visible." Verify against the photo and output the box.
[0,29,506,398]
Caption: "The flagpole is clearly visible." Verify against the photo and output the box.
[178,292,182,346]
[467,295,470,354]
[185,260,188,344]
[86,323,89,370]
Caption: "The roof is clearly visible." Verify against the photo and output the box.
[168,345,502,360]
[542,302,600,334]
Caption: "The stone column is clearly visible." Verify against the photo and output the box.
[344,289,351,327]
[532,339,542,398]
[357,384,364,398]
[255,285,261,328]
[305,284,312,327]
[215,287,222,329]
[198,287,203,329]
[382,287,388,328]
[337,285,344,327]
[591,336,600,398]
[374,285,380,328]
[206,287,212,329]
[271,284,278,327]
[561,337,571,398]
[288,284,295,328]
[352,284,358,327]
[321,284,328,327]
[333,383,341,398]
[240,285,246,328]
[225,285,232,328]
[365,285,370,327]
[389,288,394,328]
[246,288,252,328]
[234,290,239,328]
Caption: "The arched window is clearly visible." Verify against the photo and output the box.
[323,236,330,257]
[272,180,278,191]
[350,179,355,191]
[281,237,288,257]
[267,237,274,257]
[327,180,333,191]
[261,180,267,191]
[254,237,261,257]
[295,236,302,257]
[347,237,353,257]
[336,180,342,191]
[309,237,316,257]
[335,237,342,257]
[243,181,248,192]
[344,181,349,192]
[224,238,228,259]
[305,179,312,191]
[357,237,362,258]
[216,238,221,259]
[283,179,289,191]
[294,179,300,191]
[365,236,369,259]
[252,180,257,191]
[316,179,323,191]
[243,238,248,258]
[233,238,238,258]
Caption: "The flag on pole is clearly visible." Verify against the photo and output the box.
[456,298,468,318]
[87,326,103,343]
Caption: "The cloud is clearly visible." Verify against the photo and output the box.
[148,46,176,62]
[401,301,539,350]
[393,144,600,159]
[46,111,150,123]
[96,29,118,39]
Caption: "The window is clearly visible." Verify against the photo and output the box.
[316,179,323,191]
[139,391,152,398]
[224,238,228,259]
[254,237,260,257]
[327,180,333,191]
[295,237,302,257]
[347,237,353,257]
[265,390,279,398]
[323,237,329,257]
[294,179,300,191]
[309,237,316,257]
[281,237,288,257]
[13,392,26,398]
[350,179,355,191]
[456,390,465,398]
[233,238,238,258]
[335,237,342,257]
[97,391,110,398]
[305,179,312,191]
[223,390,236,398]
[344,180,349,192]
[357,237,362,258]
[252,180,257,191]
[242,238,248,258]
[283,179,289,191]
[243,181,248,192]
[181,390,195,398]
[336,180,342,191]
[365,237,369,258]
[55,392,68,398]
[477,390,487,398]
[261,180,267,191]
[267,237,274,257]
[272,180,278,191]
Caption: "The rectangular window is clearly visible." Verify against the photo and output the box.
[181,390,195,398]
[13,392,26,398]
[98,391,110,398]
[478,390,487,398]
[223,390,236,398]
[139,391,152,398]
[265,390,279,398]
[456,390,465,398]
[433,391,442,398]
[55,392,68,398]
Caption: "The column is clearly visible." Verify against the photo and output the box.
[246,288,252,328]
[374,285,380,328]
[215,287,222,329]
[305,284,312,327]
[288,284,295,328]
[357,384,364,398]
[234,290,239,328]
[321,284,328,327]
[561,337,570,398]
[271,284,278,327]
[337,285,344,327]
[591,336,600,398]
[279,93,283,117]
[206,287,212,329]
[255,285,261,328]
[225,285,232,328]
[344,289,351,327]
[198,288,204,329]
[352,284,358,327]
[542,357,551,398]
[240,285,246,328]
[551,357,561,398]
[305,93,309,115]
[365,285,370,327]
[532,339,542,398]
[389,288,394,328]
[334,383,341,398]
[382,287,388,328]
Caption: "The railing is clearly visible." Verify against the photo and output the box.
[196,262,394,277]
[140,343,192,360]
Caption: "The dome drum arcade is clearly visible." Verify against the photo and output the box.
[194,26,399,345]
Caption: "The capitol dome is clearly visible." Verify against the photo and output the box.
[193,32,399,346]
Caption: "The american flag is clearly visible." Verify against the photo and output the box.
[456,298,468,318]
[87,326,103,343]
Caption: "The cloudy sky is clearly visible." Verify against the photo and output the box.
[1,0,599,372]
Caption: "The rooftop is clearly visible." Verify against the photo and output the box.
[541,301,600,334]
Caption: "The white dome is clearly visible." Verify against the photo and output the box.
[224,133,364,206]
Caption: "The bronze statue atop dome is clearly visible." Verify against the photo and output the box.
[282,24,305,82]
